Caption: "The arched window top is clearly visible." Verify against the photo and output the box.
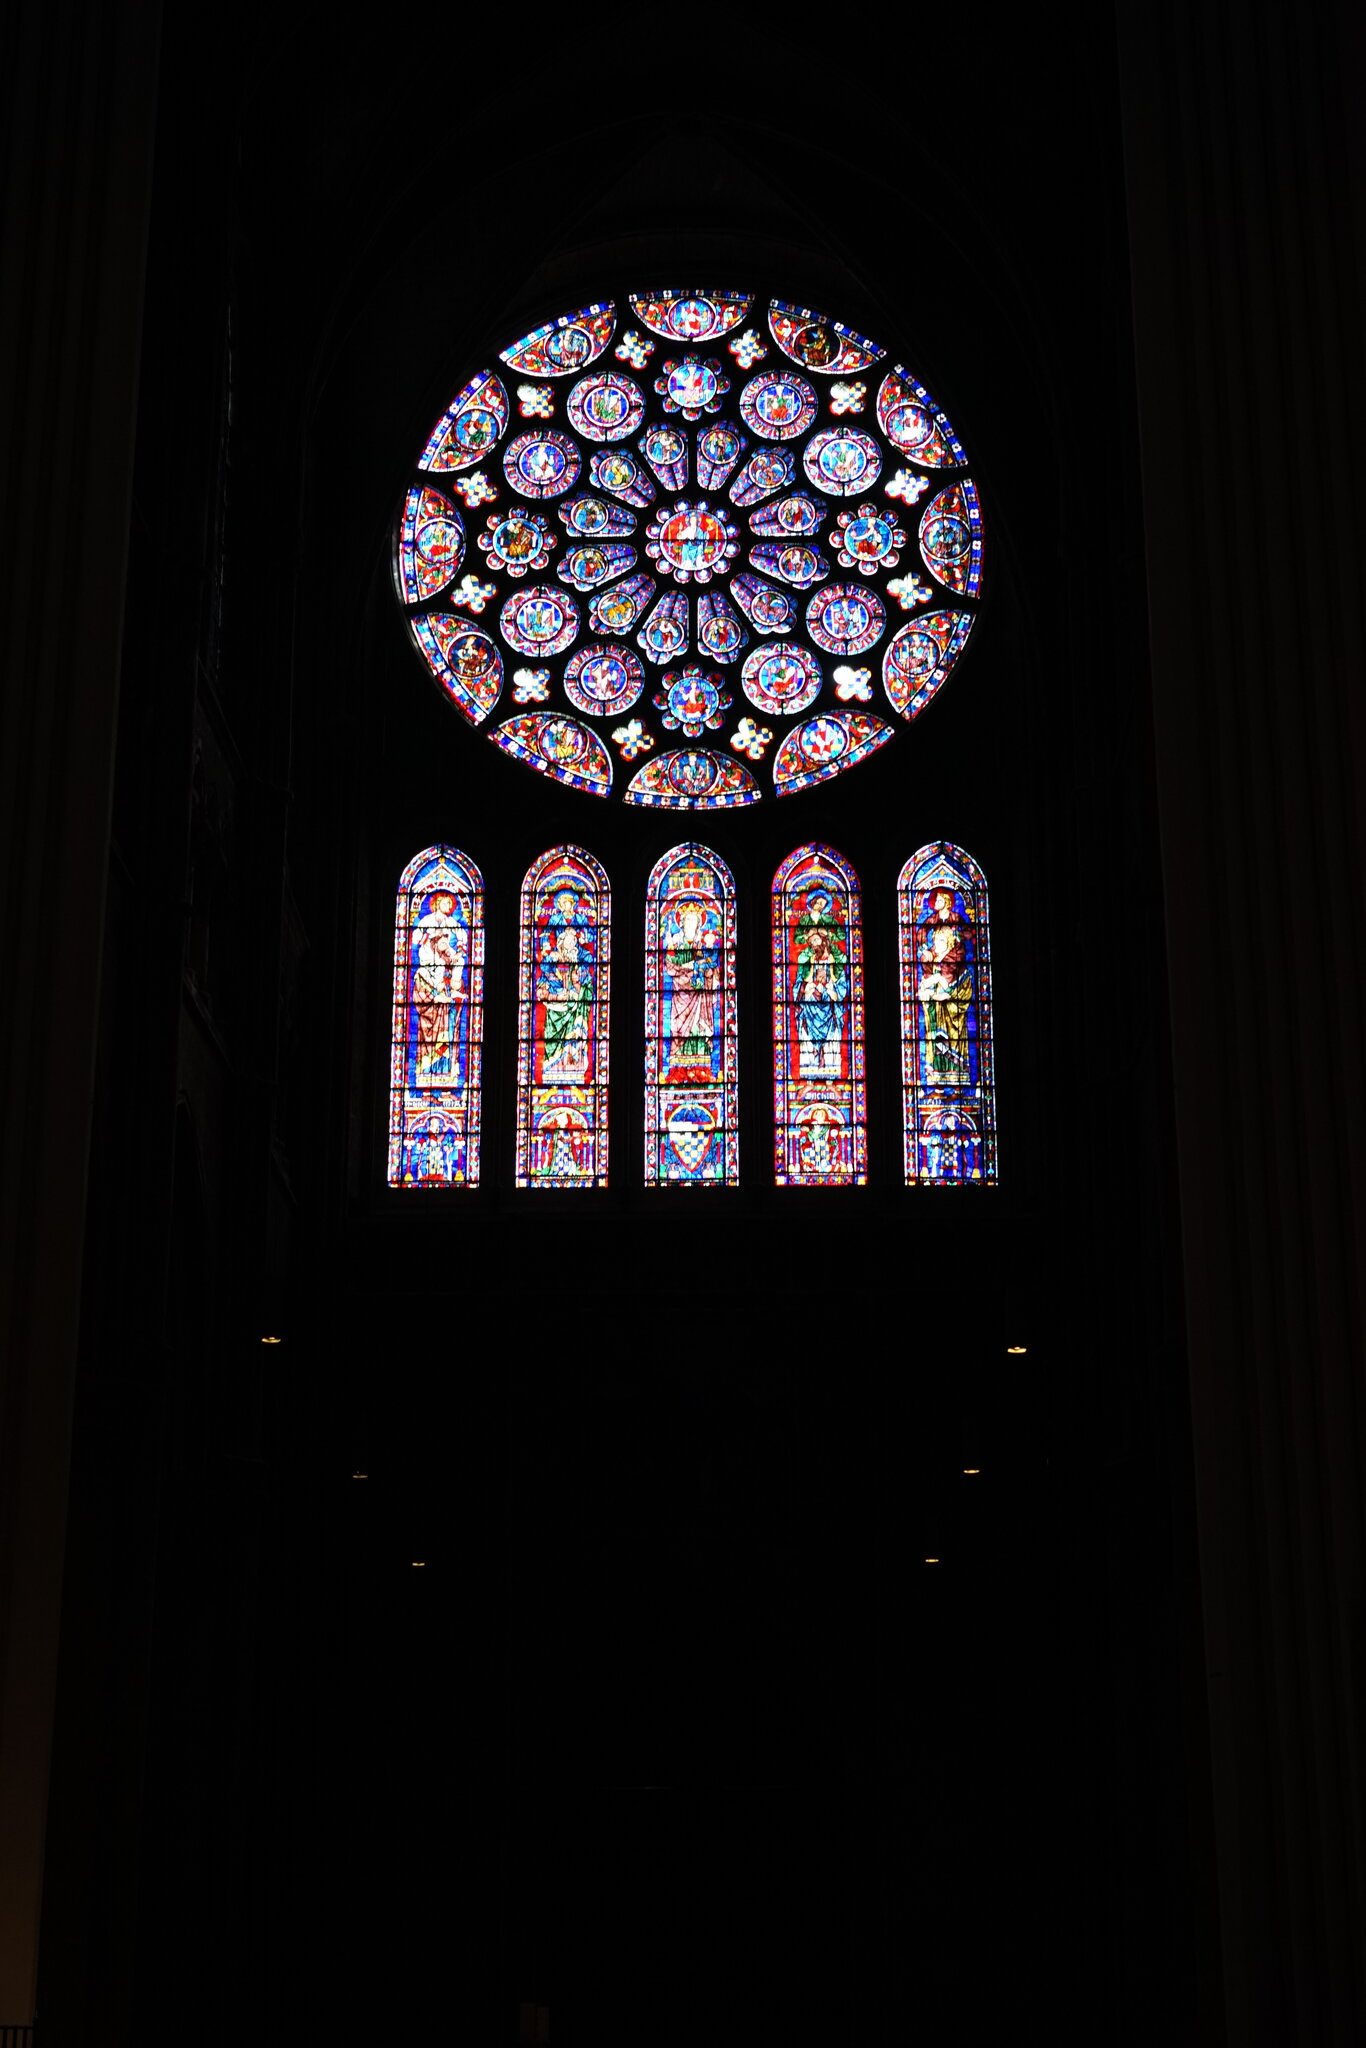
[516,844,611,1188]
[899,841,996,1186]
[394,290,981,813]
[389,845,485,1189]
[772,843,866,1186]
[644,841,738,1186]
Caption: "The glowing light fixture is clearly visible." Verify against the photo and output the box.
[411,1560,426,1568]
[260,1334,283,1345]
[1006,1343,1027,1354]
[924,1556,941,1565]
[351,1472,368,1480]
[962,1467,981,1476]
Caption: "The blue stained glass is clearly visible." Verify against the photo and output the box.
[772,845,867,1185]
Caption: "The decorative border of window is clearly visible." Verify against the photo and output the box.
[644,842,739,1186]
[389,845,484,1187]
[772,844,867,1185]
[516,845,611,1187]
[899,842,996,1184]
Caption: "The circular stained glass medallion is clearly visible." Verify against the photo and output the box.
[398,290,981,804]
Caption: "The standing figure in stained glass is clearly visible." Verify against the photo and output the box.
[793,890,849,1078]
[663,896,721,1072]
[916,885,972,1084]
[412,890,468,1080]
[538,886,595,1082]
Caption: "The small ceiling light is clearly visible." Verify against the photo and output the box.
[962,1466,981,1476]
[260,1334,283,1345]
[1006,1343,1027,1354]
[924,1556,941,1565]
[410,1560,426,1568]
[351,1472,368,1480]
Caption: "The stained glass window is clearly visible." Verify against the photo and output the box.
[899,842,997,1184]
[394,292,982,808]
[772,845,866,1185]
[389,845,484,1188]
[516,846,611,1187]
[644,843,738,1186]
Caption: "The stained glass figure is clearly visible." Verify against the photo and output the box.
[899,843,996,1184]
[772,711,892,795]
[918,481,984,597]
[802,429,882,497]
[395,486,465,604]
[389,846,484,1188]
[739,371,818,440]
[408,615,503,724]
[516,846,611,1188]
[645,844,738,1185]
[396,290,981,804]
[882,612,975,721]
[502,304,616,377]
[567,371,646,441]
[564,643,645,717]
[631,290,750,341]
[767,301,885,374]
[772,845,866,1185]
[419,371,510,471]
[625,748,758,809]
[504,430,581,500]
[490,713,612,795]
[876,367,964,466]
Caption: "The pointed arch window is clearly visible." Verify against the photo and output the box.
[644,843,738,1186]
[516,845,611,1187]
[389,845,484,1187]
[772,845,866,1185]
[899,841,996,1184]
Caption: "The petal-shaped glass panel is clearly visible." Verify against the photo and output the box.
[749,543,830,590]
[558,494,636,538]
[919,481,984,597]
[629,289,751,341]
[731,572,799,635]
[501,304,616,377]
[772,711,893,794]
[395,486,465,603]
[499,585,580,657]
[624,748,759,810]
[768,301,885,375]
[805,583,886,656]
[588,572,655,635]
[408,614,503,725]
[876,367,965,466]
[694,590,749,664]
[556,543,636,592]
[741,643,822,717]
[418,371,510,471]
[489,712,612,796]
[882,611,975,720]
[740,371,818,440]
[802,429,882,497]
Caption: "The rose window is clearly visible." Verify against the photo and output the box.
[394,290,983,808]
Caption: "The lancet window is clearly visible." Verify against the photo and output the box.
[516,845,611,1187]
[772,844,866,1185]
[644,843,738,1186]
[899,841,996,1184]
[389,844,484,1187]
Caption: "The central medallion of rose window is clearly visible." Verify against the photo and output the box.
[645,499,739,584]
[394,289,984,807]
